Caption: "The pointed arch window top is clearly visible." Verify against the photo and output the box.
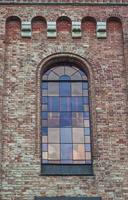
[42,64,87,81]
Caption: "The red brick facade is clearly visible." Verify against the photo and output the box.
[0,1,128,200]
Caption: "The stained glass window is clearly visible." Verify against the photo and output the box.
[41,64,92,165]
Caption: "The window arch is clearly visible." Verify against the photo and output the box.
[41,62,93,175]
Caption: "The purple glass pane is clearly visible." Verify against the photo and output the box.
[48,97,59,111]
[42,144,48,151]
[48,112,60,127]
[60,112,72,127]
[83,112,89,119]
[83,97,89,104]
[71,97,83,111]
[60,97,71,112]
[61,144,72,160]
[60,128,72,143]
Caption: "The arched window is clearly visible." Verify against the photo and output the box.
[41,63,93,175]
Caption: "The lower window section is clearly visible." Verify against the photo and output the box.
[41,164,93,176]
[35,197,101,200]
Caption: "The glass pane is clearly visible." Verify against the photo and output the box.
[41,112,48,119]
[73,144,85,160]
[43,152,48,159]
[42,82,48,89]
[61,144,72,160]
[42,120,47,127]
[84,120,90,127]
[48,112,60,127]
[85,152,91,160]
[48,82,59,96]
[83,90,88,96]
[48,144,60,160]
[48,71,59,80]
[84,128,90,135]
[85,136,91,143]
[60,82,71,96]
[83,112,89,119]
[42,144,48,151]
[42,136,48,143]
[83,97,89,104]
[72,112,83,127]
[71,97,83,111]
[60,112,72,127]
[83,82,88,89]
[84,105,89,112]
[42,89,47,96]
[41,127,48,136]
[53,67,65,76]
[42,104,47,111]
[48,97,59,111]
[60,75,71,81]
[71,82,82,96]
[60,97,71,112]
[60,128,72,143]
[73,128,84,143]
[42,96,47,104]
[71,71,82,80]
[61,160,73,164]
[48,128,60,143]
[65,66,76,76]
[85,144,91,151]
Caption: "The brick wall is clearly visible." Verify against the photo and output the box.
[0,0,128,4]
[0,4,128,200]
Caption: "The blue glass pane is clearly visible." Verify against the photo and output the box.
[48,97,59,111]
[42,82,48,89]
[60,82,71,96]
[71,97,83,111]
[41,127,48,136]
[84,128,90,135]
[83,97,89,104]
[42,96,48,104]
[61,144,72,160]
[60,128,72,143]
[83,112,89,119]
[60,112,72,127]
[83,82,88,89]
[60,97,71,111]
[85,144,91,151]
[41,112,48,119]
[60,75,71,80]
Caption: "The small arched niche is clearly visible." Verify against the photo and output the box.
[107,17,122,34]
[82,16,96,35]
[32,16,47,34]
[57,16,71,32]
[6,16,21,40]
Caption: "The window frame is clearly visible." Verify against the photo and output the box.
[40,60,93,176]
[35,197,101,200]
